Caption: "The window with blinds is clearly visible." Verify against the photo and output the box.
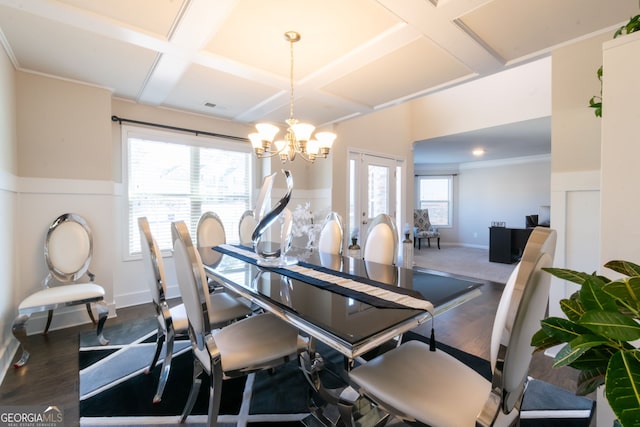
[125,127,253,257]
[418,176,453,227]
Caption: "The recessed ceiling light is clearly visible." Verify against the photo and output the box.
[472,148,485,157]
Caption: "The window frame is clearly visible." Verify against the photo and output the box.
[121,125,253,261]
[416,175,453,228]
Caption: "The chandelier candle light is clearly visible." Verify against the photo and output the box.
[248,31,336,163]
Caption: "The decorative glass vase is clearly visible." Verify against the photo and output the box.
[252,169,298,267]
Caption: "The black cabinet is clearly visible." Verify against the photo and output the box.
[489,227,533,264]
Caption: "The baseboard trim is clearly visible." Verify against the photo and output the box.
[0,336,20,385]
[417,242,489,250]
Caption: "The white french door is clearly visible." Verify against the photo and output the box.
[348,151,402,250]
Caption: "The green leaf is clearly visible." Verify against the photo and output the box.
[581,276,618,312]
[579,311,640,341]
[561,297,586,322]
[605,350,640,427]
[553,335,612,368]
[554,343,581,367]
[576,367,606,395]
[540,317,591,342]
[604,260,640,277]
[603,278,640,314]
[531,328,562,351]
[542,267,591,284]
[570,347,615,372]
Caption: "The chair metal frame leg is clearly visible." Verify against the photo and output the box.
[207,362,224,427]
[181,356,224,427]
[152,324,175,403]
[12,313,30,368]
[86,302,98,324]
[13,299,109,368]
[181,360,204,423]
[44,310,54,334]
[145,325,165,375]
[95,300,110,345]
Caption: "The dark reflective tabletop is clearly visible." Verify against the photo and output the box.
[200,246,481,358]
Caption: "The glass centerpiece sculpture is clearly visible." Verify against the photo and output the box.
[251,169,298,267]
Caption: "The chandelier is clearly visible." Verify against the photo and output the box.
[248,31,336,163]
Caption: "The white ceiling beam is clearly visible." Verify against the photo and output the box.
[235,23,420,123]
[137,0,239,104]
[377,0,504,73]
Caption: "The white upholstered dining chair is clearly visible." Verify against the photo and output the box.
[171,220,308,427]
[238,209,257,246]
[138,216,189,402]
[13,213,109,367]
[197,211,226,252]
[317,211,344,255]
[197,211,228,290]
[342,227,556,427]
[138,217,251,403]
[362,214,398,265]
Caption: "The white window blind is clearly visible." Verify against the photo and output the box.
[126,130,252,257]
[418,176,452,227]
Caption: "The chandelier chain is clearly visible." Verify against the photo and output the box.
[249,31,336,163]
[289,36,295,122]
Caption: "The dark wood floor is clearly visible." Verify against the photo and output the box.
[0,281,594,426]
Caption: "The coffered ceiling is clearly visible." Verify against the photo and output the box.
[0,0,637,161]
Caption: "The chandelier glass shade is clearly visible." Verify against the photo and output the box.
[249,31,336,163]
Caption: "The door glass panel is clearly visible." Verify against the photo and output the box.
[368,165,389,218]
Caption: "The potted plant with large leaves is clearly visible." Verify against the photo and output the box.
[531,260,640,426]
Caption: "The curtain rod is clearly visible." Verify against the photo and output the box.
[111,115,249,143]
[414,173,458,177]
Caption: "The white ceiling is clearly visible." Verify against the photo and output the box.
[0,0,637,162]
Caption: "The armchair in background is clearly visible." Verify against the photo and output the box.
[413,209,440,250]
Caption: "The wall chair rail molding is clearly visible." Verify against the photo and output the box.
[0,169,19,193]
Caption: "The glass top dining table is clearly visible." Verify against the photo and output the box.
[200,245,482,360]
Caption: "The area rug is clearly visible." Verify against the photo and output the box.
[79,319,594,427]
[79,317,345,427]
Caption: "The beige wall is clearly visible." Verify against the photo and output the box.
[409,57,551,142]
[331,103,414,226]
[551,33,609,173]
[0,46,16,174]
[600,31,640,265]
[17,72,112,180]
[0,44,18,380]
[330,58,552,236]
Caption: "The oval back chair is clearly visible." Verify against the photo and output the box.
[238,210,257,246]
[346,227,557,427]
[317,211,344,255]
[363,214,398,265]
[171,221,307,426]
[13,213,109,367]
